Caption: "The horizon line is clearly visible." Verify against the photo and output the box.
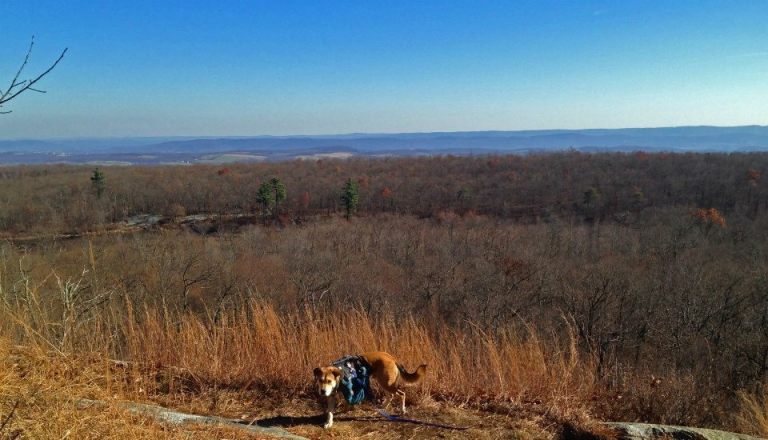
[2,123,768,142]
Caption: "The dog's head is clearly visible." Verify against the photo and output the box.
[313,366,342,397]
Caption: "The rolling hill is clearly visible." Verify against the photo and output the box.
[1,125,768,165]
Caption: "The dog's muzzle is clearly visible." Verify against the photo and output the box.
[318,385,334,397]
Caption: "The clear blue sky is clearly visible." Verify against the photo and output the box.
[1,0,767,138]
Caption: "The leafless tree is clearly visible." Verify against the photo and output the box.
[1,36,67,114]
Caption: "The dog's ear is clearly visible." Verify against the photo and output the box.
[331,367,343,379]
[313,367,323,379]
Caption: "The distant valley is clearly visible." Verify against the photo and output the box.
[2,125,768,165]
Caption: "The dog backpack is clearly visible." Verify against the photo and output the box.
[331,355,372,405]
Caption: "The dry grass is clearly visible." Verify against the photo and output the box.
[122,302,596,416]
[0,223,765,437]
[0,267,605,439]
[0,336,265,439]
[736,383,768,438]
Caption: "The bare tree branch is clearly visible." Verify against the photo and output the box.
[0,36,67,114]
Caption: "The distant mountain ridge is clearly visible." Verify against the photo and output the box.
[1,125,768,165]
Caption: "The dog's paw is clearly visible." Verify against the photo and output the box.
[323,412,334,429]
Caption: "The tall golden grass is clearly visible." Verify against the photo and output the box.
[121,302,595,413]
[2,255,764,437]
[0,334,260,439]
[0,264,599,437]
[737,383,768,438]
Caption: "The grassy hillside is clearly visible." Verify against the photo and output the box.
[1,153,767,438]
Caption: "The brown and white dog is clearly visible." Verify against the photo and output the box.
[313,351,427,429]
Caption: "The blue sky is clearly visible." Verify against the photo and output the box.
[1,0,767,138]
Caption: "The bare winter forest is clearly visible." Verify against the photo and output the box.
[2,152,768,438]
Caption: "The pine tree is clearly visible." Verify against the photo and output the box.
[270,178,286,219]
[256,178,287,221]
[256,182,272,219]
[90,168,105,199]
[340,178,359,220]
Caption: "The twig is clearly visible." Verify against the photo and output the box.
[0,36,68,113]
[0,399,21,434]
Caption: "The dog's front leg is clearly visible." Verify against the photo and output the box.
[323,394,337,429]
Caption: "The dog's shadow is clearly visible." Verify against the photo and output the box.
[254,412,381,428]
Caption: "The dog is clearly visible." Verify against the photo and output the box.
[313,351,427,429]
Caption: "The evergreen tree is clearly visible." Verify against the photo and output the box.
[340,178,359,220]
[256,178,287,220]
[90,168,105,199]
[256,182,272,218]
[270,177,286,219]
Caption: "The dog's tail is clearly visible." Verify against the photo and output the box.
[397,363,427,385]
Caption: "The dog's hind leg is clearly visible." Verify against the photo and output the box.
[382,393,396,410]
[396,389,407,413]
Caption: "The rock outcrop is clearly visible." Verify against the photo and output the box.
[606,422,764,440]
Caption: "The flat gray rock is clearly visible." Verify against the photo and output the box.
[78,399,308,439]
[606,422,765,440]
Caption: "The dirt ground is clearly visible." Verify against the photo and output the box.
[152,393,558,439]
[252,401,543,439]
